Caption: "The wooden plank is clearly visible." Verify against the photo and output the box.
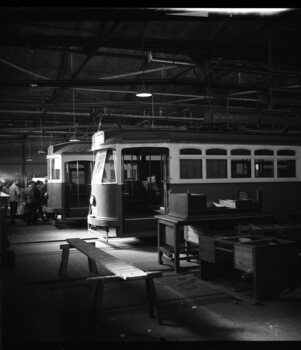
[66,238,148,280]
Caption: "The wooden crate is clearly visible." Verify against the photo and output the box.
[169,192,207,217]
[234,237,298,300]
[198,235,234,264]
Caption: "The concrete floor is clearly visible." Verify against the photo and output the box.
[2,218,301,348]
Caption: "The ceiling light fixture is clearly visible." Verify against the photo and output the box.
[69,133,80,142]
[37,118,46,154]
[136,65,153,97]
[136,89,153,98]
[26,136,33,161]
[164,8,290,16]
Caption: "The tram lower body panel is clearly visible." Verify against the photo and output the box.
[46,182,90,220]
[88,183,158,237]
[170,181,301,223]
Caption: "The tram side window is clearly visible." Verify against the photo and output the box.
[231,159,251,178]
[277,149,296,178]
[50,158,60,180]
[255,160,274,178]
[255,149,274,178]
[206,148,227,179]
[180,159,202,179]
[102,149,116,183]
[277,160,296,177]
[92,151,106,183]
[123,154,138,180]
[179,148,202,179]
[231,149,251,178]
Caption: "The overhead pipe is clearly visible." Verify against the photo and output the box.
[0,109,90,116]
[100,112,204,122]
[98,65,177,80]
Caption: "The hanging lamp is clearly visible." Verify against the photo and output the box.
[26,136,33,162]
[37,118,46,154]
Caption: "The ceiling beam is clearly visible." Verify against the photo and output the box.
[0,8,197,22]
[1,34,300,65]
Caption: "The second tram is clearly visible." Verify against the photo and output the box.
[46,141,94,222]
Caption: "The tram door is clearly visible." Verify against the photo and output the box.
[122,147,169,217]
[65,161,93,217]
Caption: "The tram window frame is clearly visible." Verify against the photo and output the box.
[277,149,296,178]
[231,159,251,178]
[67,162,86,185]
[230,149,251,178]
[50,157,61,180]
[277,149,295,156]
[92,150,106,183]
[277,159,296,178]
[205,148,227,179]
[179,148,203,179]
[123,154,139,181]
[255,159,274,178]
[254,149,274,178]
[102,149,117,183]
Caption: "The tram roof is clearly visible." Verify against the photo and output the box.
[48,141,92,155]
[93,128,301,148]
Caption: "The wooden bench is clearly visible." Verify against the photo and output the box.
[59,238,162,322]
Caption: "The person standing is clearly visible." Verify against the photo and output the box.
[39,179,48,222]
[8,179,21,224]
[24,181,41,225]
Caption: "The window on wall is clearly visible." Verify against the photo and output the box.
[179,148,202,179]
[206,148,227,179]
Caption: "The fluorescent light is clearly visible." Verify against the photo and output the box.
[136,91,152,97]
[165,8,290,16]
[69,134,80,142]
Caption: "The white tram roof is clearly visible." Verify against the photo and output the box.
[47,141,92,155]
[92,128,301,150]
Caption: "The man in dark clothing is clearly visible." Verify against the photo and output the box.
[38,179,48,222]
[8,179,21,224]
[24,181,41,225]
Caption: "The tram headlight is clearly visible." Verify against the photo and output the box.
[89,195,96,206]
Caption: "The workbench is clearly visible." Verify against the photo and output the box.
[156,211,273,273]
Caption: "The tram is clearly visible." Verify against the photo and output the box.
[88,128,301,238]
[46,141,94,222]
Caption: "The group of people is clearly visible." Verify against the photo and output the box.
[0,178,48,225]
